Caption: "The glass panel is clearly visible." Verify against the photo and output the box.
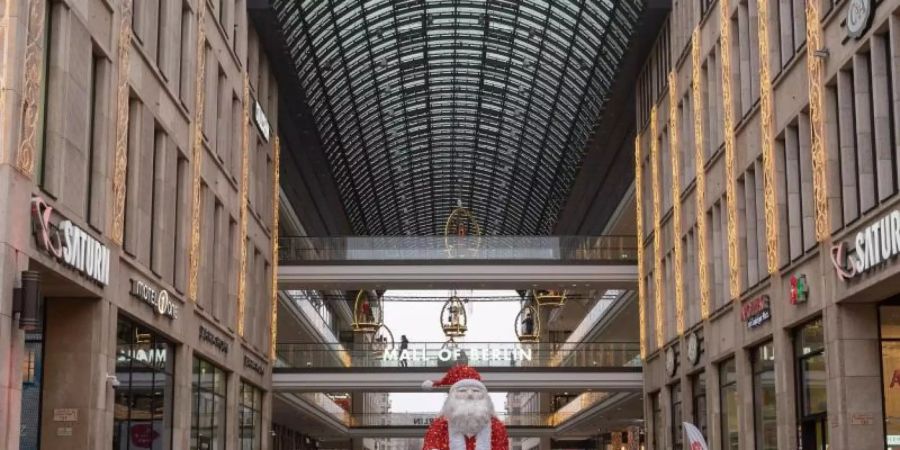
[692,371,708,439]
[753,342,777,450]
[797,318,825,356]
[720,359,739,450]
[802,353,827,415]
[670,383,682,448]
[882,341,900,449]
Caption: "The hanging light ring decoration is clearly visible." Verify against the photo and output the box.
[352,290,382,334]
[440,295,468,337]
[515,305,541,343]
[534,289,567,307]
[443,205,482,257]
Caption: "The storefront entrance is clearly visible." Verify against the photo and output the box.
[881,304,900,449]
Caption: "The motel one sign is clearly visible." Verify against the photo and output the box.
[382,346,533,363]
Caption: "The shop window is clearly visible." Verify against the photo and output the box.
[719,358,739,450]
[795,318,827,450]
[752,341,777,450]
[691,371,708,440]
[670,382,682,449]
[881,305,900,448]
[114,317,175,450]
[191,357,228,450]
[239,382,263,450]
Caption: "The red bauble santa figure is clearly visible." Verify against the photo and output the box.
[421,365,509,450]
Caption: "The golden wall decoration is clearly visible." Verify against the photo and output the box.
[668,71,685,336]
[719,0,741,299]
[650,105,664,348]
[756,0,780,274]
[691,28,711,319]
[188,1,208,302]
[16,0,48,177]
[806,0,830,241]
[111,0,134,245]
[238,75,251,336]
[635,133,647,358]
[271,136,282,361]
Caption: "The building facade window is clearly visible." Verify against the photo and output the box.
[720,358,739,450]
[670,382,682,449]
[239,382,263,450]
[691,371,707,440]
[881,305,900,449]
[753,342,777,450]
[114,317,176,450]
[191,357,228,450]
[796,318,828,450]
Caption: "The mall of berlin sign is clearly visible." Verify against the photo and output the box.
[382,346,533,363]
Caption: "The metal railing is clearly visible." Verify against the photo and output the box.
[348,412,556,427]
[279,235,637,264]
[275,341,641,369]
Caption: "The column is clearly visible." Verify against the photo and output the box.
[39,298,112,449]
[824,302,884,448]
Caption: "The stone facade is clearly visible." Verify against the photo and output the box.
[0,0,279,449]
[636,0,900,448]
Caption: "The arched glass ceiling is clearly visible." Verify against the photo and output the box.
[272,0,642,235]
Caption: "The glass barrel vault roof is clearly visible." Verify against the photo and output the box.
[273,0,642,235]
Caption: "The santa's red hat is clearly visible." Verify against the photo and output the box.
[421,364,485,391]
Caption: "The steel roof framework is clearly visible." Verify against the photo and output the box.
[273,0,642,235]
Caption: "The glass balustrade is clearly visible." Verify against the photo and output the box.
[279,235,637,264]
[275,341,640,369]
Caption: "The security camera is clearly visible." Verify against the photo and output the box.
[106,374,121,388]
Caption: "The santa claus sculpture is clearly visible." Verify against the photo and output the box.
[421,365,509,450]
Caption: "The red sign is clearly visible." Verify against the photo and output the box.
[130,424,159,448]
[740,295,770,321]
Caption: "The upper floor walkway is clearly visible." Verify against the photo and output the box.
[278,236,638,289]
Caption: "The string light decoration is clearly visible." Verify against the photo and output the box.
[111,0,133,244]
[669,70,685,336]
[691,28,711,320]
[238,74,252,336]
[270,136,281,360]
[188,0,209,302]
[806,0,830,241]
[16,0,49,177]
[635,134,647,358]
[719,0,741,299]
[757,0,780,274]
[650,105,664,348]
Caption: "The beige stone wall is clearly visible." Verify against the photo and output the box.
[636,0,900,448]
[0,0,279,448]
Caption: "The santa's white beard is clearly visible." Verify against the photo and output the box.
[441,393,495,437]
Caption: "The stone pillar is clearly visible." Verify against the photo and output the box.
[773,325,798,450]
[824,302,884,449]
[39,297,111,449]
[0,247,26,450]
[538,437,551,450]
[351,437,365,450]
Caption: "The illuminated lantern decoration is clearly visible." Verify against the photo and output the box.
[444,202,482,257]
[534,289,567,307]
[441,295,468,337]
[515,305,540,343]
[352,290,382,334]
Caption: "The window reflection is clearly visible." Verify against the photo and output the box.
[191,357,228,450]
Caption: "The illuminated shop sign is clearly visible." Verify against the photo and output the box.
[740,295,771,329]
[130,279,178,319]
[382,346,532,363]
[831,210,900,281]
[31,196,110,286]
[789,274,809,304]
[199,325,229,354]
